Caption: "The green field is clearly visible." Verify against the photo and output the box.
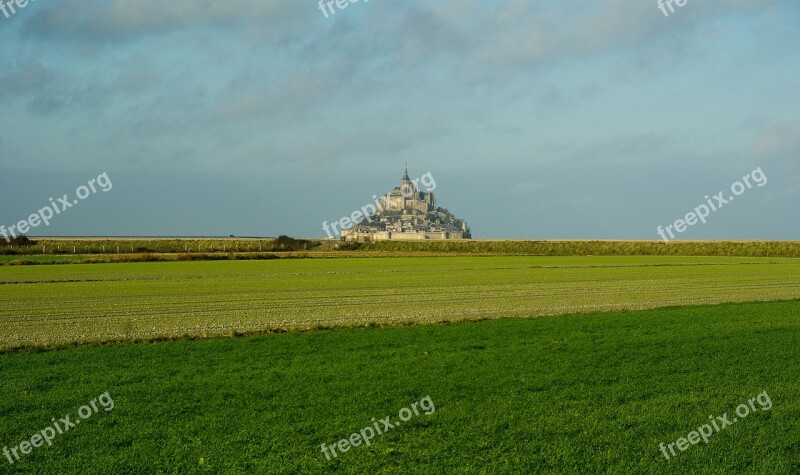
[1,300,798,473]
[3,254,799,473]
[2,256,800,351]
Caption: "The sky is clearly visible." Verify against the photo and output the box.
[1,0,798,239]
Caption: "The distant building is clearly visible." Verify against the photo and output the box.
[342,166,471,241]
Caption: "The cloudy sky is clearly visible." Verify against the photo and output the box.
[1,0,798,239]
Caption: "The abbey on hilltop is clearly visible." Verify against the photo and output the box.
[341,166,472,241]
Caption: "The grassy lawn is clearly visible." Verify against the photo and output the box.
[0,299,798,473]
[1,256,800,350]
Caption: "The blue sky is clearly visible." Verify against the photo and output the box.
[1,0,798,238]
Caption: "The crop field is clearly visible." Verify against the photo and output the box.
[2,255,800,351]
[1,300,799,473]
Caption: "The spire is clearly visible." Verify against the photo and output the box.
[402,161,410,181]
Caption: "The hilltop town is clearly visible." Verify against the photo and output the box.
[341,167,471,241]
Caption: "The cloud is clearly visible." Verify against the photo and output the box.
[752,121,800,190]
[511,181,547,196]
[2,0,797,174]
[755,121,800,157]
[0,60,56,97]
[393,0,784,72]
[21,0,310,45]
[540,132,681,165]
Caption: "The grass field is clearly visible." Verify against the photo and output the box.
[1,299,798,473]
[2,256,800,351]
